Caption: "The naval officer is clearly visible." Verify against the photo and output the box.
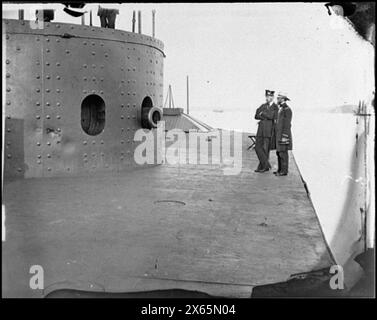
[274,92,293,176]
[254,90,279,172]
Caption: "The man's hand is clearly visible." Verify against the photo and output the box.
[279,134,289,144]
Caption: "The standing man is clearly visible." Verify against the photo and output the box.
[274,92,293,176]
[97,5,119,28]
[254,90,279,172]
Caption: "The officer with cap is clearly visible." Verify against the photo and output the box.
[254,90,279,172]
[274,92,293,176]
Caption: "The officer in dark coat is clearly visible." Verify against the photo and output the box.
[254,90,279,172]
[274,92,293,176]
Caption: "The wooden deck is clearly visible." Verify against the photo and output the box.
[2,132,334,297]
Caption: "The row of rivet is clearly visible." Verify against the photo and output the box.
[4,20,163,47]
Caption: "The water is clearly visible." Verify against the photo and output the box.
[190,108,367,263]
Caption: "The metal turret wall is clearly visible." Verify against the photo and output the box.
[3,19,165,178]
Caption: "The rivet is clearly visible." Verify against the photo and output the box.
[92,64,96,68]
[46,49,50,52]
[47,142,51,146]
[83,77,87,81]
[36,88,40,92]
[83,41,87,45]
[121,104,124,108]
[6,101,11,105]
[83,64,88,68]
[6,73,10,78]
[91,42,95,46]
[37,155,41,158]
[57,128,61,132]
[46,102,50,106]
[121,115,124,119]
[83,141,87,145]
[66,50,70,54]
[48,168,52,171]
[7,154,11,159]
[92,77,96,81]
[6,87,11,92]
[91,90,95,93]
[6,59,10,64]
[105,53,108,57]
[37,160,41,164]
[92,153,96,157]
[56,115,61,119]
[56,76,61,80]
[100,78,104,81]
[16,47,21,51]
[121,140,124,144]
[46,115,50,119]
[92,141,96,145]
[56,62,60,66]
[56,102,61,106]
[6,35,9,40]
[83,90,87,93]
[46,89,50,92]
[36,115,40,119]
[100,140,104,144]
[46,38,50,42]
[83,153,88,157]
[37,142,41,146]
[46,75,50,79]
[56,89,61,93]
[47,154,51,158]
[100,91,104,94]
[7,129,11,132]
[91,52,95,55]
[56,39,60,42]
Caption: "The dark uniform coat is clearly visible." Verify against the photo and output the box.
[275,103,293,152]
[254,102,278,150]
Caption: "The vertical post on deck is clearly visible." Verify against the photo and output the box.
[186,75,190,115]
[169,85,172,109]
[152,10,156,37]
[132,10,136,32]
[81,12,85,25]
[138,10,142,34]
[89,10,92,26]
[18,9,24,20]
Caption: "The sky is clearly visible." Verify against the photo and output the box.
[2,2,375,111]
